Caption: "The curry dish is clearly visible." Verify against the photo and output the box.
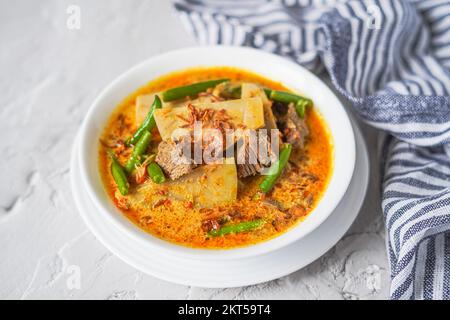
[99,67,333,249]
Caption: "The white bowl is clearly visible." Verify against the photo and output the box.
[78,46,355,261]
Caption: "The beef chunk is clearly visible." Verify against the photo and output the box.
[276,103,309,149]
[237,162,263,178]
[236,133,273,178]
[155,140,195,180]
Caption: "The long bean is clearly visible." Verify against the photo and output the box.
[127,95,162,146]
[162,78,229,102]
[263,88,272,99]
[259,143,292,193]
[220,84,241,99]
[264,89,312,118]
[125,130,152,174]
[147,162,166,184]
[208,219,264,237]
[295,99,309,118]
[107,150,129,195]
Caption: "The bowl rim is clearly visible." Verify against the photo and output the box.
[77,45,356,261]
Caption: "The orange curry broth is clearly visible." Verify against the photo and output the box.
[99,67,333,249]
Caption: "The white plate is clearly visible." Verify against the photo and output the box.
[77,46,356,260]
[70,117,368,288]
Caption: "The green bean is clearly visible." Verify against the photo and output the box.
[264,89,312,118]
[147,162,166,184]
[295,98,308,118]
[208,219,264,237]
[270,90,302,104]
[220,84,241,99]
[259,143,292,193]
[107,150,129,195]
[162,78,229,102]
[127,95,162,146]
[125,130,152,174]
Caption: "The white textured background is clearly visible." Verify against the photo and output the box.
[0,0,389,299]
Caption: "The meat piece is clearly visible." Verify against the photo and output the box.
[261,198,286,212]
[237,162,263,178]
[201,218,221,232]
[236,138,262,178]
[236,133,273,178]
[155,140,195,180]
[200,207,229,232]
[276,103,309,149]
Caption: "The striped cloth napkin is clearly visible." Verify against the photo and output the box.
[172,0,450,300]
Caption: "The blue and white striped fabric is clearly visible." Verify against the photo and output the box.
[173,0,450,300]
